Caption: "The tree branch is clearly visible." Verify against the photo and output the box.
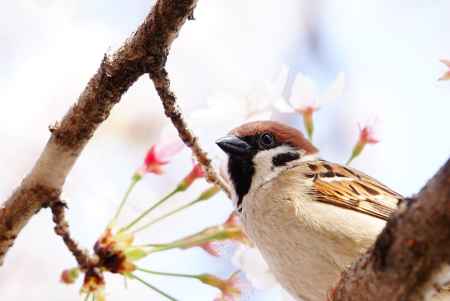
[333,158,450,301]
[50,200,93,269]
[148,68,232,197]
[0,0,199,265]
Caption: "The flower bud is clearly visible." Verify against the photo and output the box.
[136,140,183,176]
[198,272,243,301]
[300,106,316,141]
[60,267,80,284]
[177,163,205,191]
[347,122,379,165]
[197,185,221,201]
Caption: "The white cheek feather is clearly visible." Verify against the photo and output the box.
[251,145,293,191]
[299,153,320,162]
[250,146,319,193]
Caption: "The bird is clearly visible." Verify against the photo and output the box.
[215,120,448,301]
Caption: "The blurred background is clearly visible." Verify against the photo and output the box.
[1,0,449,300]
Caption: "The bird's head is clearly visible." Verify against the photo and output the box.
[216,120,319,211]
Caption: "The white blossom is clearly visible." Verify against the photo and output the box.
[231,245,278,290]
[275,71,345,113]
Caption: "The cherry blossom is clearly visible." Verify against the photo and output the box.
[346,120,380,165]
[439,59,450,81]
[275,70,345,140]
[232,245,278,290]
[199,272,245,301]
[177,162,205,191]
[189,66,288,142]
[358,123,380,145]
[140,140,184,175]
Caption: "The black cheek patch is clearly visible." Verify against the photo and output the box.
[272,152,300,167]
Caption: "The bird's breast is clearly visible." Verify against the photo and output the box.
[240,167,385,301]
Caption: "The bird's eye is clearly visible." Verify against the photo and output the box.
[259,133,276,149]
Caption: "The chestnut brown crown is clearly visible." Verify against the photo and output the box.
[228,120,318,155]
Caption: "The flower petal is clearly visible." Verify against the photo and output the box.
[289,72,318,109]
[440,59,450,68]
[438,71,450,81]
[273,97,295,113]
[269,64,289,97]
[318,72,345,105]
[232,246,278,289]
[154,139,184,163]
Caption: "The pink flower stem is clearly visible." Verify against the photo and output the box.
[141,227,239,253]
[83,293,91,301]
[120,187,180,232]
[131,197,205,234]
[346,142,365,165]
[131,273,178,301]
[302,110,314,141]
[136,267,200,280]
[109,176,141,228]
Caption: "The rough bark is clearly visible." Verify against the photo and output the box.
[148,69,231,196]
[333,158,450,300]
[0,0,199,265]
[50,200,92,269]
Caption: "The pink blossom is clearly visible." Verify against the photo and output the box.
[346,121,380,165]
[358,123,380,145]
[200,241,221,257]
[178,163,205,190]
[140,140,184,175]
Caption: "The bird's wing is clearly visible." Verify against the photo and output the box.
[304,160,403,220]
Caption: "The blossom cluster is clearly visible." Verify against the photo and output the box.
[61,139,252,301]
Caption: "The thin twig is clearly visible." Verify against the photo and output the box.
[148,67,232,198]
[50,200,92,269]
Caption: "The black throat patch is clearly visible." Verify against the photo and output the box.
[272,152,300,167]
[228,156,255,211]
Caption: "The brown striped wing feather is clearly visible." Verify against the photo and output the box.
[306,161,403,220]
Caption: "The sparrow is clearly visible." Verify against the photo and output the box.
[215,120,434,301]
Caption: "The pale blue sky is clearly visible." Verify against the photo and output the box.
[0,1,449,300]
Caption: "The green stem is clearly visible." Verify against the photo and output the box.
[303,111,314,142]
[141,229,230,253]
[137,267,200,280]
[345,156,354,165]
[346,143,365,165]
[110,177,140,227]
[83,293,91,301]
[131,274,178,301]
[132,198,203,234]
[123,276,128,289]
[121,188,179,232]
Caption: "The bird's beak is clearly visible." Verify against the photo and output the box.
[216,135,252,157]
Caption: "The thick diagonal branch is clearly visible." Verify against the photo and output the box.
[333,158,450,301]
[0,0,198,265]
